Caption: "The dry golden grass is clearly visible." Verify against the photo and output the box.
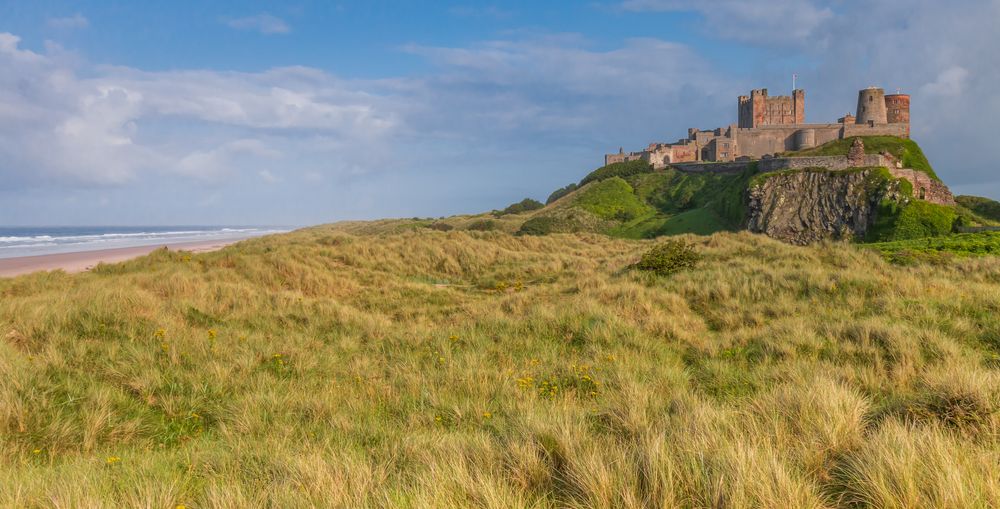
[1,224,999,507]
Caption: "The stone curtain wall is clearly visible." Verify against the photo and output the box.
[758,155,888,172]
[842,122,908,139]
[672,161,751,174]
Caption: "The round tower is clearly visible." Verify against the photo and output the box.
[885,93,910,137]
[794,129,816,150]
[855,87,887,125]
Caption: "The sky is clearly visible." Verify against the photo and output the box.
[0,0,998,226]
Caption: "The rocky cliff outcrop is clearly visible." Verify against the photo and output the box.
[747,169,905,245]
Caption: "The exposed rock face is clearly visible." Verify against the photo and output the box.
[747,169,903,245]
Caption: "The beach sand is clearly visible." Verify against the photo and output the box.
[0,240,238,278]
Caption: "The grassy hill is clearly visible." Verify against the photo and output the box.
[520,162,752,239]
[3,226,1000,506]
[956,195,1000,224]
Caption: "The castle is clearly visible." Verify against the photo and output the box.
[606,87,911,168]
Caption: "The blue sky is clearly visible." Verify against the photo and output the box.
[1,0,997,226]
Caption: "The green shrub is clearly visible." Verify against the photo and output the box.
[494,198,544,216]
[574,177,652,221]
[466,219,498,231]
[580,160,653,186]
[882,201,957,241]
[546,183,579,204]
[632,240,700,276]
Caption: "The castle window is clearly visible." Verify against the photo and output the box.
[869,96,873,102]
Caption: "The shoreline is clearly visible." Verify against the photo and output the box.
[0,239,241,278]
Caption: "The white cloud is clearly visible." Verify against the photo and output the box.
[920,66,969,98]
[225,13,291,35]
[47,13,89,29]
[621,0,833,45]
[0,33,396,187]
[258,169,281,183]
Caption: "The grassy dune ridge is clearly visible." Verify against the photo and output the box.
[2,225,1000,507]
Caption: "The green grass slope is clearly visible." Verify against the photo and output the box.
[867,231,1000,264]
[523,163,753,238]
[3,227,1000,506]
[574,177,653,221]
[785,136,940,181]
[956,195,1000,223]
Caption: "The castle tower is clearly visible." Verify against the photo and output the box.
[885,93,910,136]
[737,88,805,128]
[855,87,888,125]
[792,89,805,124]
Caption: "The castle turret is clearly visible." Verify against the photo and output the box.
[885,93,910,136]
[856,87,888,125]
[792,89,805,124]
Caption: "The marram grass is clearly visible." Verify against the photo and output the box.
[2,224,1000,508]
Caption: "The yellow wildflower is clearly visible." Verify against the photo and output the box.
[106,456,121,465]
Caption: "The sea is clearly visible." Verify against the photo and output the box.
[0,226,290,259]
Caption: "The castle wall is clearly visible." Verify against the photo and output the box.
[758,154,889,173]
[604,152,644,165]
[733,124,843,158]
[672,161,750,174]
[842,122,908,138]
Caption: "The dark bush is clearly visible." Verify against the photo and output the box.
[495,198,545,216]
[633,240,700,276]
[546,183,579,204]
[467,219,498,231]
[427,222,454,231]
[517,216,560,236]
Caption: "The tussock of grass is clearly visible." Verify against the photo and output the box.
[2,225,1000,506]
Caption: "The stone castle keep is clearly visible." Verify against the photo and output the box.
[606,87,911,168]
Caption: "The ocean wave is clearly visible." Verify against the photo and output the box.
[0,235,55,243]
[0,229,270,245]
